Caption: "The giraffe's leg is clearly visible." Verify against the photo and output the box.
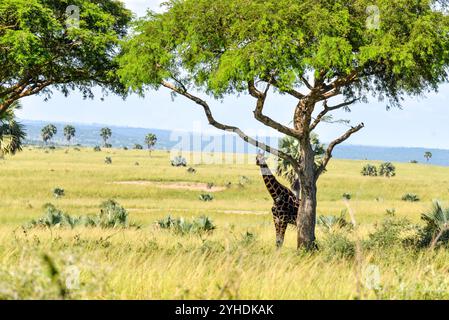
[276,220,288,248]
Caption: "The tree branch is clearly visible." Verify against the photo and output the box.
[266,78,306,100]
[161,80,299,168]
[248,81,301,138]
[316,123,365,176]
[310,98,359,131]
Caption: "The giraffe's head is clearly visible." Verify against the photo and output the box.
[256,152,267,167]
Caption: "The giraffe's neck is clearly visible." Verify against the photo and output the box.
[259,164,289,201]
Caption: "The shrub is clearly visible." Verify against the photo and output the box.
[410,160,418,164]
[97,200,129,228]
[238,176,250,187]
[53,188,65,199]
[402,193,420,202]
[199,194,214,202]
[379,162,396,177]
[342,193,351,200]
[133,144,143,150]
[317,211,352,232]
[364,216,418,250]
[104,143,112,149]
[25,200,132,229]
[27,204,80,229]
[156,215,216,235]
[93,146,101,152]
[104,157,112,164]
[171,156,187,167]
[123,146,128,150]
[187,167,196,174]
[240,231,256,246]
[419,201,449,248]
[320,232,355,259]
[361,164,378,177]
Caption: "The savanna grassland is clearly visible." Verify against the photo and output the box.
[1,147,449,300]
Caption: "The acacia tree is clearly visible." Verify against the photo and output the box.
[424,151,433,162]
[0,0,132,117]
[119,0,449,249]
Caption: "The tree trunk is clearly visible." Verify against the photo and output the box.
[297,137,317,250]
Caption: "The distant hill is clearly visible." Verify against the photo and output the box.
[20,119,449,167]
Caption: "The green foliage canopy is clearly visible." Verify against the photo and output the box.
[0,0,132,115]
[119,0,449,108]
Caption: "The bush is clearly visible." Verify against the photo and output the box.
[320,232,355,259]
[133,144,143,150]
[104,157,112,164]
[104,143,112,148]
[156,215,216,235]
[199,194,214,202]
[361,164,378,177]
[238,176,250,187]
[342,193,351,200]
[97,200,129,228]
[93,146,101,152]
[419,201,449,248]
[402,193,420,202]
[53,188,65,199]
[187,167,196,174]
[317,211,352,232]
[364,216,418,250]
[379,162,396,177]
[171,156,187,167]
[25,200,132,229]
[27,204,80,229]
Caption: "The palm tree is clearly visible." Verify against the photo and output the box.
[100,127,112,148]
[0,102,26,158]
[41,124,57,145]
[277,133,325,198]
[144,133,157,156]
[63,125,76,145]
[424,151,433,163]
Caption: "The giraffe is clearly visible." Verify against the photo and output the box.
[256,153,300,248]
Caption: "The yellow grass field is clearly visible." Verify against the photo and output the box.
[1,147,449,299]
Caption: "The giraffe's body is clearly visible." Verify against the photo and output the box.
[256,154,300,247]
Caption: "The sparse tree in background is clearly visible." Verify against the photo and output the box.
[100,128,112,148]
[41,124,57,146]
[0,101,26,158]
[277,134,325,198]
[424,151,433,163]
[119,0,449,249]
[63,125,76,146]
[0,0,132,118]
[145,133,157,156]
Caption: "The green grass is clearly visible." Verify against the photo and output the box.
[1,147,449,299]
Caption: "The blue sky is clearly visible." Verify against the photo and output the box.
[16,0,449,149]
